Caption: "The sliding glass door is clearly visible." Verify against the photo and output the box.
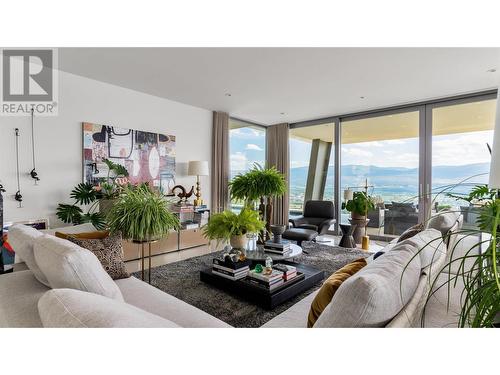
[289,122,335,218]
[287,90,497,238]
[340,110,422,239]
[427,97,497,229]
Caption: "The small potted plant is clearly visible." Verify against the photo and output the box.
[202,209,265,250]
[107,183,180,242]
[342,191,375,220]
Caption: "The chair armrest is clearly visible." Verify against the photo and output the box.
[318,219,336,235]
[289,217,307,228]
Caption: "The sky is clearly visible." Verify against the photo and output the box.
[230,127,494,172]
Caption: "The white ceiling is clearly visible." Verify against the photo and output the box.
[58,48,500,125]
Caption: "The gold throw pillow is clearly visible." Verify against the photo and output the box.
[308,257,367,327]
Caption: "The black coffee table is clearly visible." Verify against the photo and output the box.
[200,261,324,309]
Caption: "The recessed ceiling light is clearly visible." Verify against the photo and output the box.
[225,93,232,97]
[280,112,285,115]
[360,96,365,99]
[487,68,497,73]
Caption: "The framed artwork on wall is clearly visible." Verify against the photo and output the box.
[82,123,176,193]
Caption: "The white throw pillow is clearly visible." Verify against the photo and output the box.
[314,242,421,327]
[7,225,49,286]
[399,228,446,269]
[426,210,460,238]
[34,235,124,301]
[38,289,179,328]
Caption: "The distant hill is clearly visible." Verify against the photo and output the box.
[232,162,490,188]
[289,162,490,187]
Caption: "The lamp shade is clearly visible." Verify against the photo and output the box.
[489,93,500,189]
[188,161,209,176]
[344,189,353,201]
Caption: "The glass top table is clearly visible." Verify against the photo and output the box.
[243,243,302,262]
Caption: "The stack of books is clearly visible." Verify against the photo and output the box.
[273,264,298,281]
[247,268,284,291]
[212,258,251,281]
[264,240,291,255]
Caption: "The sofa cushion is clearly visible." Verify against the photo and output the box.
[398,228,446,269]
[307,258,367,327]
[38,289,178,328]
[314,242,421,327]
[262,290,318,328]
[34,235,124,301]
[7,224,49,286]
[0,270,49,327]
[66,232,129,280]
[41,223,96,236]
[426,210,460,238]
[115,276,231,328]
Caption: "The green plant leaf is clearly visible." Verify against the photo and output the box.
[56,204,83,224]
[202,208,265,244]
[70,182,99,205]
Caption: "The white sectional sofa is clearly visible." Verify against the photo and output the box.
[0,214,475,328]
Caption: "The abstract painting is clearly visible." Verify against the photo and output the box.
[82,123,176,193]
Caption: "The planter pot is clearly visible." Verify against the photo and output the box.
[99,198,116,215]
[351,211,366,221]
[230,234,248,250]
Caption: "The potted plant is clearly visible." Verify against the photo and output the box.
[229,163,286,241]
[342,191,375,220]
[98,158,129,214]
[56,182,107,229]
[106,183,180,242]
[202,209,265,250]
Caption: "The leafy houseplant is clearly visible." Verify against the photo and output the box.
[342,191,375,220]
[97,159,129,214]
[229,163,286,241]
[56,159,129,229]
[202,209,265,249]
[56,182,106,229]
[107,184,180,242]
[433,184,500,327]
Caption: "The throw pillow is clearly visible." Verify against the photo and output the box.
[55,230,109,240]
[307,258,367,327]
[38,289,179,328]
[67,232,129,280]
[34,235,124,301]
[397,222,425,243]
[426,210,460,238]
[7,224,49,286]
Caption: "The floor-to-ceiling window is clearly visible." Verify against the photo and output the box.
[429,98,496,229]
[289,122,335,217]
[340,111,421,238]
[229,118,266,211]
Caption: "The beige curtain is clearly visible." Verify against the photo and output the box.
[211,111,230,213]
[266,123,290,225]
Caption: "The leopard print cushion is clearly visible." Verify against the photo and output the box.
[397,222,425,243]
[67,232,129,280]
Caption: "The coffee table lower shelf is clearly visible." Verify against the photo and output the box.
[200,261,324,309]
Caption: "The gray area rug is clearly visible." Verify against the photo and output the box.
[132,242,370,328]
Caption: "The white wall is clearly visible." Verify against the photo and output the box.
[0,70,212,226]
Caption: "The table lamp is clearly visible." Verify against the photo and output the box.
[188,161,209,206]
[489,93,500,189]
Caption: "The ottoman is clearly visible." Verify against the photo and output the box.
[282,228,318,246]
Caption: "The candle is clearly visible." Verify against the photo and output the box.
[362,235,370,251]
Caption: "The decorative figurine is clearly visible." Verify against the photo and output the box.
[254,264,263,273]
[263,256,273,275]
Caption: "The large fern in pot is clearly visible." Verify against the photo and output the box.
[106,183,180,242]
